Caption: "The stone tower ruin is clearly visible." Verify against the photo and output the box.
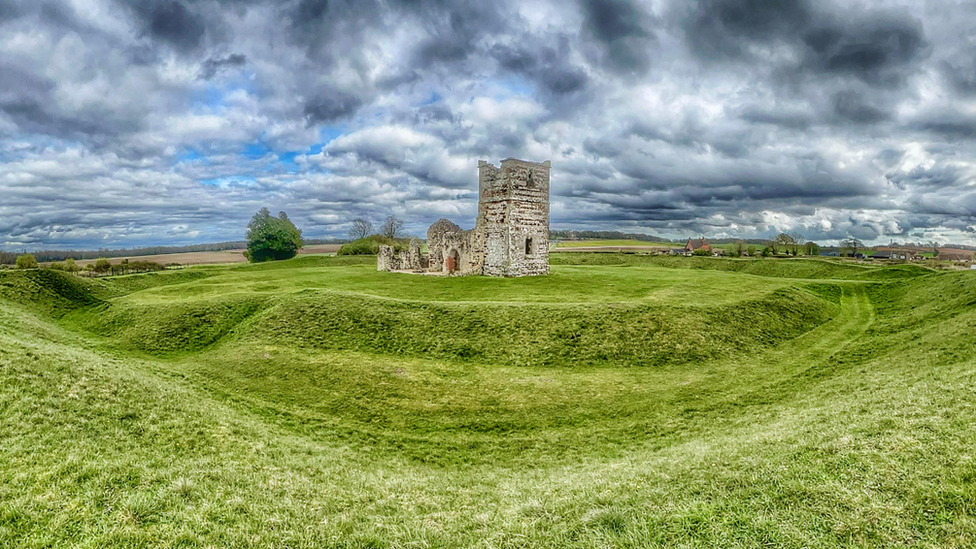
[378,158,551,277]
[475,158,550,276]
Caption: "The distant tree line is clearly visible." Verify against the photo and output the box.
[0,242,247,264]
[551,230,673,242]
[0,236,347,265]
[2,253,168,277]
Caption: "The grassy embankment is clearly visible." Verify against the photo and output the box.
[3,254,976,547]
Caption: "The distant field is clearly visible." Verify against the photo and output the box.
[556,239,674,248]
[70,243,342,267]
[4,255,976,547]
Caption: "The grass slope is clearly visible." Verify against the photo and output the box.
[1,257,975,547]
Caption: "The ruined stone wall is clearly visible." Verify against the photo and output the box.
[377,241,427,272]
[377,245,395,272]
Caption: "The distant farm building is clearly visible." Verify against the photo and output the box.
[378,158,551,277]
[938,250,975,262]
[684,238,711,255]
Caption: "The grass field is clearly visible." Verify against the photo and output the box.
[555,239,674,248]
[65,244,344,268]
[3,254,976,547]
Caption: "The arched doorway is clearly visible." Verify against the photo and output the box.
[445,249,459,274]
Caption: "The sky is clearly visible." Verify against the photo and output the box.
[2,0,976,250]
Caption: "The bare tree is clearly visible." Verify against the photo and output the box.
[381,215,404,239]
[348,218,374,240]
[843,237,863,257]
[787,231,805,255]
[774,233,797,255]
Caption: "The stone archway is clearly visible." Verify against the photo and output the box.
[445,248,459,274]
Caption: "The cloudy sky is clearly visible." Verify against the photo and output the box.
[2,0,976,249]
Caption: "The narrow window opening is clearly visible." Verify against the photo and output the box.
[525,237,533,255]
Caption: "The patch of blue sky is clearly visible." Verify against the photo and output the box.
[191,76,259,111]
[176,148,210,164]
[420,91,442,106]
[242,142,273,159]
[318,125,344,146]
[198,175,257,188]
[277,152,301,173]
[494,77,535,99]
[189,86,226,110]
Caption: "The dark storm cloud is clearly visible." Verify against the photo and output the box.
[579,0,656,75]
[199,53,247,80]
[910,110,976,140]
[799,10,927,86]
[685,0,927,87]
[491,38,589,97]
[831,90,889,124]
[0,62,140,139]
[126,0,208,53]
[737,105,813,130]
[685,0,811,60]
[303,88,365,125]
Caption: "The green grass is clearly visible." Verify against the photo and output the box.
[2,255,976,547]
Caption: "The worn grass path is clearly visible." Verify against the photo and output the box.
[676,285,874,423]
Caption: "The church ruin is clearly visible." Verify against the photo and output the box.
[378,158,550,277]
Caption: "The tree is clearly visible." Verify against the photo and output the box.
[15,254,38,269]
[348,218,374,240]
[747,245,757,257]
[842,237,863,258]
[93,258,111,275]
[245,208,304,263]
[64,258,80,273]
[803,242,820,256]
[774,233,802,256]
[730,240,746,257]
[380,215,404,239]
[787,231,805,255]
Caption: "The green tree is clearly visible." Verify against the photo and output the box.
[93,258,111,275]
[774,233,803,256]
[245,208,304,263]
[64,258,80,273]
[15,254,38,269]
[747,245,757,257]
[803,242,820,256]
